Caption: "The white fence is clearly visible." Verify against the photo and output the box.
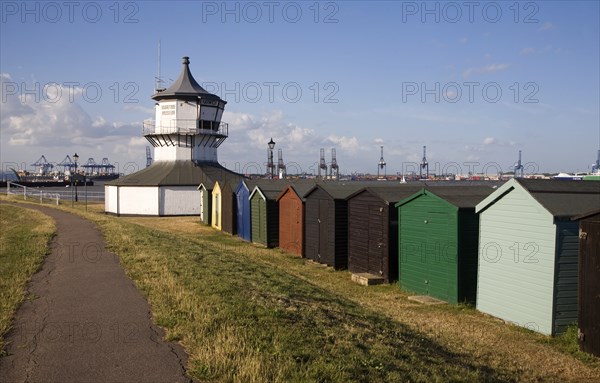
[6,182,105,205]
[6,182,60,205]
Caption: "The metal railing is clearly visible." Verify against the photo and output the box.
[6,182,106,205]
[143,120,228,137]
[7,182,60,205]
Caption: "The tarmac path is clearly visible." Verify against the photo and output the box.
[0,203,192,383]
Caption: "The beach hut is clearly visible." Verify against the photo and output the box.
[395,186,494,303]
[210,181,222,230]
[475,178,600,335]
[211,181,223,231]
[576,209,600,356]
[199,183,212,225]
[221,182,237,234]
[347,185,422,283]
[235,180,257,241]
[277,182,316,256]
[199,170,243,225]
[303,183,367,269]
[249,181,288,247]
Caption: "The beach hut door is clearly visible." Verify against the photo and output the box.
[318,200,328,259]
[578,220,600,356]
[368,205,385,276]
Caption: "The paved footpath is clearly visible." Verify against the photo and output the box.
[0,203,193,383]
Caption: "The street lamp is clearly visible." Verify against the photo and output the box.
[267,138,275,179]
[73,153,79,202]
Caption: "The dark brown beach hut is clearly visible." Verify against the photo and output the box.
[347,185,421,282]
[576,209,600,357]
[221,181,238,235]
[303,183,367,269]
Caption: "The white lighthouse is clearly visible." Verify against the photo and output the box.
[147,56,227,162]
[105,56,242,216]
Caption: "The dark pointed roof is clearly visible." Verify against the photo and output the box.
[152,56,224,102]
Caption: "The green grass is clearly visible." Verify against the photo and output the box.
[1,196,598,382]
[545,324,599,364]
[95,218,514,383]
[0,204,55,354]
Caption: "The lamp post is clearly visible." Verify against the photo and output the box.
[267,138,275,179]
[73,153,79,203]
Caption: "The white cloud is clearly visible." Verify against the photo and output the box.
[324,134,360,152]
[538,22,556,32]
[123,104,154,114]
[463,63,510,79]
[92,116,107,128]
[405,153,421,163]
[223,110,317,151]
[1,73,143,166]
[520,47,536,56]
[406,112,474,125]
[219,110,321,173]
[520,45,561,56]
[483,137,496,145]
[462,137,519,163]
[219,109,374,174]
[445,88,458,100]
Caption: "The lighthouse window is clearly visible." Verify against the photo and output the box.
[201,108,217,121]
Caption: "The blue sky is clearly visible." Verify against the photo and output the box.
[1,1,599,176]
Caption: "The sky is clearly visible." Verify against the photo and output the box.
[1,0,599,176]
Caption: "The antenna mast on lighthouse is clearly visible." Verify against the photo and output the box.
[155,40,164,92]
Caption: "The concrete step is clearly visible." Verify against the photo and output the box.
[407,295,447,305]
[351,272,385,286]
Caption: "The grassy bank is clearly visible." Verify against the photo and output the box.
[0,204,55,354]
[1,196,599,381]
[98,217,507,382]
[119,216,600,382]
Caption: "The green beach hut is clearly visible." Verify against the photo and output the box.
[250,181,287,247]
[395,185,494,303]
